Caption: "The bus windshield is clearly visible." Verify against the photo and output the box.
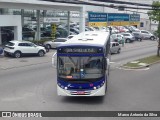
[58,56,104,80]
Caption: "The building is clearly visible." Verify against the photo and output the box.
[0,0,159,45]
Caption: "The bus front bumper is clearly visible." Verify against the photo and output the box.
[57,83,106,96]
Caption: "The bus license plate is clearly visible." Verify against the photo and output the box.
[77,91,85,95]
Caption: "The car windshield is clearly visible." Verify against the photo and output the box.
[6,42,15,46]
[58,56,104,80]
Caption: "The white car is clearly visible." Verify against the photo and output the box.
[44,38,68,49]
[110,42,121,54]
[4,40,46,58]
[67,35,76,39]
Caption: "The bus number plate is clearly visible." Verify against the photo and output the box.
[77,91,85,95]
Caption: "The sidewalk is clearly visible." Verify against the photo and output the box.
[0,50,56,70]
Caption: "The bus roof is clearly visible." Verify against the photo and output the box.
[59,31,110,47]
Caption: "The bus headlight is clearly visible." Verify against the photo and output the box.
[93,87,97,90]
[65,87,68,90]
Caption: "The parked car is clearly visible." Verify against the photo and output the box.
[139,30,156,40]
[88,27,97,31]
[85,26,94,31]
[44,38,68,49]
[67,35,76,39]
[1,28,14,45]
[121,33,135,43]
[70,28,79,35]
[115,26,129,33]
[45,26,68,38]
[132,32,143,41]
[107,26,119,33]
[129,26,140,32]
[22,27,35,40]
[110,42,121,54]
[111,34,124,44]
[4,40,46,58]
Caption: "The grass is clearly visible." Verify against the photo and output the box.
[123,55,160,68]
[138,55,160,64]
[124,62,142,68]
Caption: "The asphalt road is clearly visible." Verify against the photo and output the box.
[0,40,160,120]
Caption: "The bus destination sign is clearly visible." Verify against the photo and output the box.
[59,48,100,53]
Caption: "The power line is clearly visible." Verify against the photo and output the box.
[90,0,152,7]
[40,0,159,10]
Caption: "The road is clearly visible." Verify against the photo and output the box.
[0,40,160,120]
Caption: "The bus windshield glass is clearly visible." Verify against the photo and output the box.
[58,56,104,79]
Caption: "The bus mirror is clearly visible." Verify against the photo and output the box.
[52,52,57,68]
[105,58,110,70]
[104,58,107,70]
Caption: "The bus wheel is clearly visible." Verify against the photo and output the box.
[105,81,107,93]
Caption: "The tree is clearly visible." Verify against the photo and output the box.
[148,1,160,56]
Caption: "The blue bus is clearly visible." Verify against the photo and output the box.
[53,31,111,96]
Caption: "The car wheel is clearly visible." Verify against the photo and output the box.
[4,51,9,57]
[38,50,44,57]
[117,49,121,54]
[46,44,51,49]
[138,38,142,42]
[150,36,155,40]
[14,51,21,58]
[126,39,130,43]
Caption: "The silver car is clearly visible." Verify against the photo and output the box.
[44,38,67,49]
[111,34,124,44]
[140,30,156,40]
[121,33,135,43]
[110,42,121,54]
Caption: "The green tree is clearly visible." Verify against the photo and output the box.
[148,1,160,56]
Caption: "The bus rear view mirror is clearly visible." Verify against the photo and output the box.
[52,52,57,68]
[105,57,110,70]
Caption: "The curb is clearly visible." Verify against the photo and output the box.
[121,60,160,69]
[122,64,149,69]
